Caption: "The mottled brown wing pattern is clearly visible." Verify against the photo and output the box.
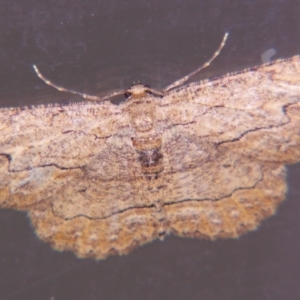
[0,101,171,257]
[159,56,300,239]
[0,56,299,259]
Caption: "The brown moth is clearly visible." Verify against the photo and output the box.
[1,33,300,259]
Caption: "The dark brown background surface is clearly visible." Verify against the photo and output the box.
[0,0,300,299]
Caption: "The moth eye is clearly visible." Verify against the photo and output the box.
[124,92,132,99]
[144,85,153,95]
[145,90,153,95]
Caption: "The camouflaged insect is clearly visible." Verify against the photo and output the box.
[1,33,300,259]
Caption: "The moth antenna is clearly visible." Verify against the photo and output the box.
[33,65,123,102]
[165,32,229,91]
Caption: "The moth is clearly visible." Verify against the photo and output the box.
[1,33,300,259]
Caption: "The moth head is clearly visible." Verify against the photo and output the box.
[124,84,164,99]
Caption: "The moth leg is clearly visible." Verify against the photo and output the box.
[165,32,229,92]
[33,65,102,101]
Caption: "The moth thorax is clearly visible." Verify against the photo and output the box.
[128,101,156,133]
[132,113,154,132]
